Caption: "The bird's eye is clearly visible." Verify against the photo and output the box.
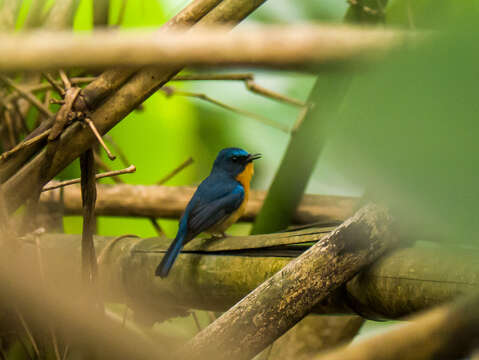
[231,156,238,162]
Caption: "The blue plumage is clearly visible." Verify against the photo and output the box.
[155,148,261,278]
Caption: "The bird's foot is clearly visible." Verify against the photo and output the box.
[208,232,227,240]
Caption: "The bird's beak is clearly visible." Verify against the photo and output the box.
[247,153,262,162]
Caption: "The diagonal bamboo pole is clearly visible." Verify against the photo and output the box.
[180,204,398,360]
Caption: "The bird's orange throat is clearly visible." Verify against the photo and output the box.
[236,162,254,196]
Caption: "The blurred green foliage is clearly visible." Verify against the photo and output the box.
[328,6,479,246]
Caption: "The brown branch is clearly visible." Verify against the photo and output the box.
[173,73,254,81]
[244,79,306,107]
[0,25,408,71]
[0,129,50,162]
[114,0,127,27]
[3,77,95,104]
[316,293,479,360]
[0,75,53,118]
[162,86,289,132]
[14,307,41,358]
[34,233,62,360]
[42,165,136,191]
[84,118,116,160]
[93,0,110,27]
[42,72,65,97]
[39,183,357,223]
[93,151,124,183]
[181,204,399,360]
[172,73,305,107]
[59,69,72,90]
[104,134,130,167]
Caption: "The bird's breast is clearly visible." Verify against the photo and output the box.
[235,162,254,201]
[207,163,254,234]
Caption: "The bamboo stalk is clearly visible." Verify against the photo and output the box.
[0,26,408,72]
[181,204,398,360]
[31,223,479,322]
[39,183,357,224]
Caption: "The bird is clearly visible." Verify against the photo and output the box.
[155,147,261,278]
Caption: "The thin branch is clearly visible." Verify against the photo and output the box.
[14,307,41,358]
[59,70,72,90]
[0,75,53,118]
[0,129,50,162]
[84,118,116,160]
[104,134,130,167]
[149,218,164,236]
[115,0,127,27]
[172,73,305,107]
[157,157,194,185]
[3,109,17,146]
[61,344,70,360]
[42,165,136,191]
[172,73,254,81]
[34,234,62,360]
[162,87,289,133]
[3,77,95,104]
[93,0,110,27]
[93,151,124,183]
[42,72,65,97]
[244,79,305,107]
[0,25,411,71]
[192,312,202,333]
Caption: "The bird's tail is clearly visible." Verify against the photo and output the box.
[155,234,185,278]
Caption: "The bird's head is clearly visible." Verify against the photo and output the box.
[212,147,261,177]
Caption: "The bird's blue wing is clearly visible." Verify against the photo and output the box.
[187,185,244,234]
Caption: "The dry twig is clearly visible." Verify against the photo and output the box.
[171,73,305,107]
[84,118,116,160]
[42,165,136,192]
[162,87,289,133]
[0,75,53,118]
[0,129,50,162]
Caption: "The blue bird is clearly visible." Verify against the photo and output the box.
[155,148,261,278]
